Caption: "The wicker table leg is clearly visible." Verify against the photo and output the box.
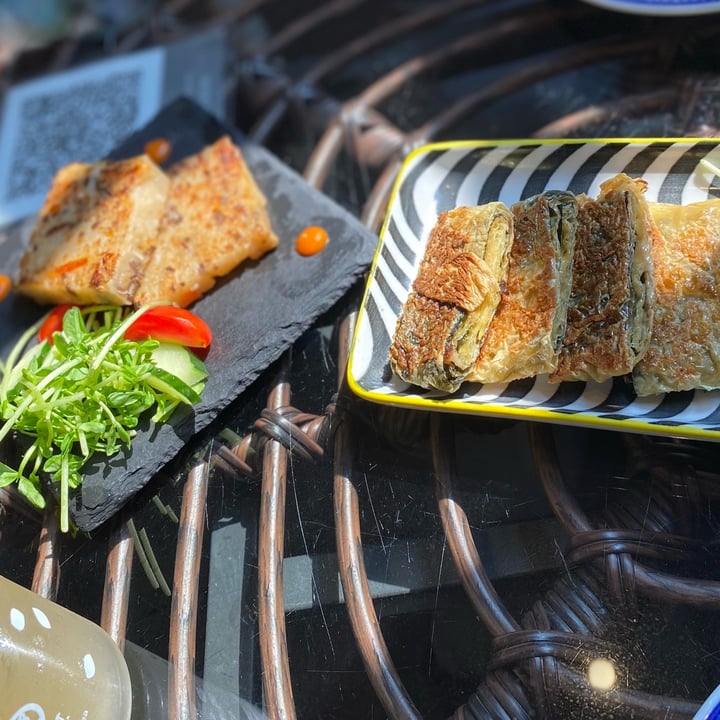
[258,363,297,720]
[333,419,423,720]
[433,415,705,720]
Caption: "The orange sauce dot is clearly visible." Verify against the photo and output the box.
[144,137,173,164]
[295,226,328,256]
[0,274,11,302]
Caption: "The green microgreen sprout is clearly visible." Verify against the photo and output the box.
[0,304,207,533]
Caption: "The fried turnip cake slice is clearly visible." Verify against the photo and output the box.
[132,136,278,307]
[16,156,169,305]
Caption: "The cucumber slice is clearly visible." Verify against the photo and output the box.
[147,366,202,405]
[148,343,208,406]
[151,343,208,387]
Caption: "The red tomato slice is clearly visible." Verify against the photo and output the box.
[125,306,212,348]
[38,305,75,344]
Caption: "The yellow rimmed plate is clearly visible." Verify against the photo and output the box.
[347,137,720,441]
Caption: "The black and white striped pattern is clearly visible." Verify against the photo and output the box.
[348,139,720,440]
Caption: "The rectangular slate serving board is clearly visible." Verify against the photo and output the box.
[0,98,378,531]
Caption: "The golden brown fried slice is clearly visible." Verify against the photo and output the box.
[389,203,513,392]
[551,174,657,384]
[469,190,578,384]
[132,136,278,307]
[633,199,720,395]
[16,156,169,305]
[389,292,475,391]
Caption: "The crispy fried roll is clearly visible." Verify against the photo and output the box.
[389,203,513,392]
[469,190,578,384]
[551,173,657,384]
[633,198,720,395]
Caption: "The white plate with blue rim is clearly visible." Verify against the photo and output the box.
[693,684,720,720]
[581,0,720,15]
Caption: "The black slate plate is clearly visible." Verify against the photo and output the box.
[0,98,377,531]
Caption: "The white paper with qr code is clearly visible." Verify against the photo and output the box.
[0,28,225,228]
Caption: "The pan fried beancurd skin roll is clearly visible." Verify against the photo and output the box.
[551,174,657,384]
[633,199,720,396]
[389,203,513,392]
[390,292,478,392]
[469,190,578,384]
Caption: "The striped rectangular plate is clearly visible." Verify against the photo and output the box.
[347,138,720,441]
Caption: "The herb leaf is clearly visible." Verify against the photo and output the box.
[0,304,208,532]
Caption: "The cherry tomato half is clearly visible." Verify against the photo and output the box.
[295,225,328,256]
[38,304,75,344]
[125,306,212,349]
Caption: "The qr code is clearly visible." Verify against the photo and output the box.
[0,48,163,225]
[7,71,141,200]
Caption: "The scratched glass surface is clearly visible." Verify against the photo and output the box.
[4,2,720,720]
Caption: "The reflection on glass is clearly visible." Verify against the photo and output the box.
[587,657,617,691]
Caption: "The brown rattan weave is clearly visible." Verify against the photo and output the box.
[3,2,720,718]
